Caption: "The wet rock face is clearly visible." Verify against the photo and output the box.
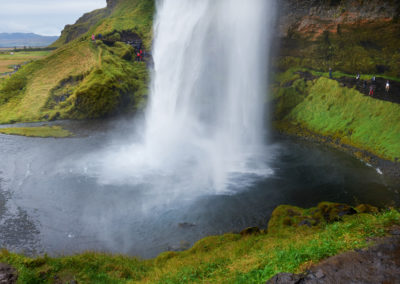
[0,263,18,284]
[277,0,399,37]
[267,235,400,284]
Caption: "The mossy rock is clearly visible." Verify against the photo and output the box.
[240,227,261,237]
[268,205,310,233]
[316,202,357,223]
[355,204,379,214]
[268,202,359,233]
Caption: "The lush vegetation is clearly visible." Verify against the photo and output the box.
[0,204,398,283]
[272,68,400,162]
[0,126,72,138]
[0,0,154,124]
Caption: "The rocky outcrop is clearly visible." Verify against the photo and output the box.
[0,263,18,284]
[106,0,119,8]
[274,0,400,80]
[53,0,122,46]
[267,202,364,234]
[267,233,400,284]
[278,0,399,38]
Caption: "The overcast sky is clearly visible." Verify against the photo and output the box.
[0,0,107,36]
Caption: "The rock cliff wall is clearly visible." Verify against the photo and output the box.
[275,0,400,76]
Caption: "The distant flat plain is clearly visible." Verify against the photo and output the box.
[0,50,51,74]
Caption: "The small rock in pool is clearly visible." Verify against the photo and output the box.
[178,222,196,228]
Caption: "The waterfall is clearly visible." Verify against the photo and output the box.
[89,0,276,195]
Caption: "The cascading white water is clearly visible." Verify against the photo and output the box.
[87,0,276,195]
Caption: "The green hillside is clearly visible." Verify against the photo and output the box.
[273,69,400,162]
[0,0,154,124]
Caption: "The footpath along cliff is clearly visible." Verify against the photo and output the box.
[272,0,400,177]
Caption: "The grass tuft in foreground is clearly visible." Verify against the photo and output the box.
[0,204,398,283]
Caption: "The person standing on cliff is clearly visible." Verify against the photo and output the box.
[91,34,95,42]
[329,68,332,79]
[369,85,374,96]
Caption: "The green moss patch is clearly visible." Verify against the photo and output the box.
[0,126,72,138]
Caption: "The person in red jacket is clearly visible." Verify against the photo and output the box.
[369,85,374,96]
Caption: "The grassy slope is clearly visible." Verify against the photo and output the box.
[0,126,72,138]
[0,204,398,283]
[94,0,155,49]
[273,69,400,161]
[0,0,154,124]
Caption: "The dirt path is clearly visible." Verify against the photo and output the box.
[294,71,400,104]
[267,228,400,284]
[337,76,400,104]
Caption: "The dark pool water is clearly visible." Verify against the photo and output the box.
[0,119,398,258]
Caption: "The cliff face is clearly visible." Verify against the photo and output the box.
[278,0,398,38]
[275,0,400,76]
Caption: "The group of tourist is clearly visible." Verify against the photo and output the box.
[329,68,391,97]
[356,74,390,96]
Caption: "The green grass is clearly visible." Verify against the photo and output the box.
[0,50,52,60]
[273,68,400,162]
[0,204,398,283]
[0,126,72,138]
[0,0,153,124]
[0,50,52,73]
[94,0,155,49]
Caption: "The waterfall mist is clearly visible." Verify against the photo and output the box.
[86,0,277,196]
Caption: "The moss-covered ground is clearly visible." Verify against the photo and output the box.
[0,204,398,283]
[0,126,72,138]
[272,68,400,162]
